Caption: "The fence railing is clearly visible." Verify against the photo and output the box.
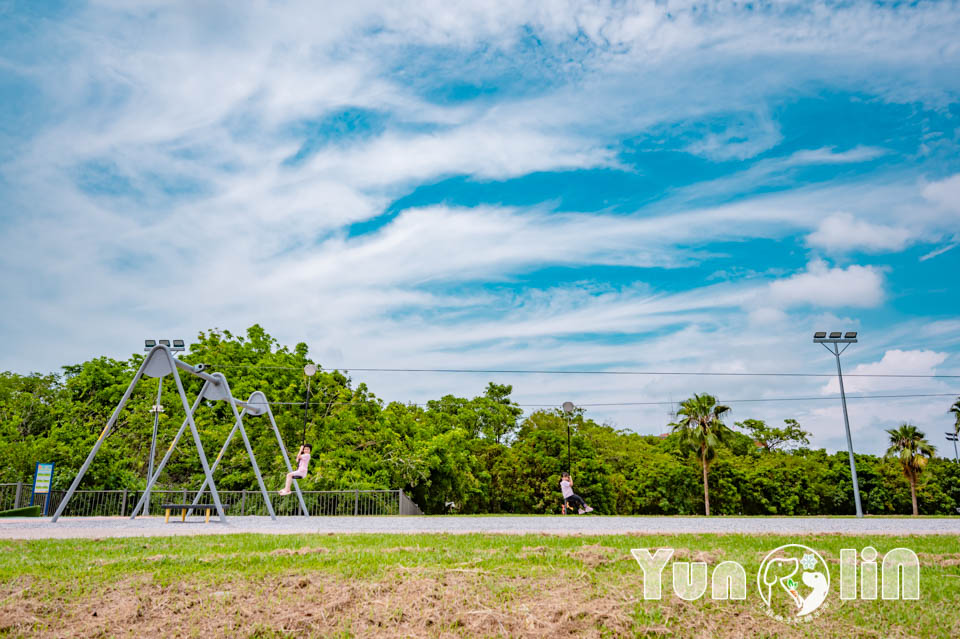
[0,483,423,517]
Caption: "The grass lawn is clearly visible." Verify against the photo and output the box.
[1,533,957,638]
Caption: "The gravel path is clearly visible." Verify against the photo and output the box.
[2,515,959,539]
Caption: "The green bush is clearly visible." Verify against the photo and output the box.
[0,505,42,517]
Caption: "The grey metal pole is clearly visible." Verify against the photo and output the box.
[228,403,276,520]
[52,357,150,522]
[834,344,863,518]
[562,402,574,473]
[186,412,244,516]
[145,378,162,517]
[301,377,311,445]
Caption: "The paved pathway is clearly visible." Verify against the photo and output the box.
[2,515,959,539]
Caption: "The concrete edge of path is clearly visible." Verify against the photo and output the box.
[1,516,959,540]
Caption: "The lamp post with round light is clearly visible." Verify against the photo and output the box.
[142,339,184,516]
[301,364,317,445]
[562,401,575,472]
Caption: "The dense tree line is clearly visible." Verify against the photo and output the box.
[2,326,958,515]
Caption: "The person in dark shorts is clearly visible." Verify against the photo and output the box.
[560,472,593,514]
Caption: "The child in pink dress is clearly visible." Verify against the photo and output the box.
[278,444,311,495]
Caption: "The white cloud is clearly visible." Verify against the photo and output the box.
[919,241,958,261]
[806,212,915,253]
[784,146,887,166]
[684,111,782,161]
[822,349,949,394]
[922,174,960,215]
[1,0,960,457]
[767,260,885,308]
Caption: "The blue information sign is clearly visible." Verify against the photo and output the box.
[30,462,55,516]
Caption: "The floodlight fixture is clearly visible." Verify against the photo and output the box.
[562,401,575,413]
[304,364,318,377]
[946,432,959,463]
[146,338,185,352]
[814,331,858,344]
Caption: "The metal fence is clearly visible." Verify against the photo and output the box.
[0,483,422,517]
[0,483,28,511]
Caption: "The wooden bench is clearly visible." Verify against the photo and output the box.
[162,503,217,523]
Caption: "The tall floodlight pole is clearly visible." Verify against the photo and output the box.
[562,401,574,472]
[946,432,959,463]
[142,339,184,515]
[813,331,863,518]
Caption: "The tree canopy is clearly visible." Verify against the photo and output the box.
[2,325,958,516]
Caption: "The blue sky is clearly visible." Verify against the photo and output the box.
[1,1,959,454]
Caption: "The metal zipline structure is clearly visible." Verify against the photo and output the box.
[51,343,307,523]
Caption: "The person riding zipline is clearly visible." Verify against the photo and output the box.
[559,472,593,514]
[278,444,311,495]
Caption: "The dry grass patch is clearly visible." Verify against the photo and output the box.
[565,544,619,567]
[269,546,330,557]
[0,570,638,638]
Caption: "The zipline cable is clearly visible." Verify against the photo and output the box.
[222,391,959,408]
[210,363,960,379]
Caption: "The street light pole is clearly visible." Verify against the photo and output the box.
[814,331,863,518]
[562,401,574,472]
[302,364,317,445]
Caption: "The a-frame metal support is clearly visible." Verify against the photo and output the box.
[259,394,310,517]
[52,344,227,523]
[187,390,308,517]
[128,380,209,519]
[182,377,279,519]
[128,373,279,520]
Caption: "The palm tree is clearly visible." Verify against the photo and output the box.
[885,423,936,516]
[950,398,960,435]
[670,394,731,516]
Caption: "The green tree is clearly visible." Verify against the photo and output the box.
[950,398,960,435]
[735,418,811,451]
[670,394,731,516]
[9,326,960,517]
[885,423,936,516]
